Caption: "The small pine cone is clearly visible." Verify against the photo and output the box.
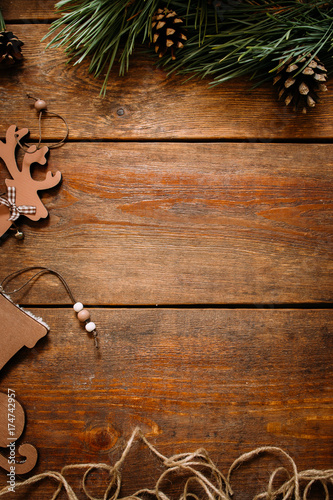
[0,31,24,65]
[274,53,328,113]
[151,8,187,60]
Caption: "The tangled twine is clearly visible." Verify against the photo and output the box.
[0,428,332,500]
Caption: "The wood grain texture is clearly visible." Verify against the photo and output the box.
[0,5,332,499]
[0,308,331,499]
[0,142,332,305]
[1,1,57,20]
[0,25,332,141]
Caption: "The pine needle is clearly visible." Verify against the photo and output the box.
[0,9,6,31]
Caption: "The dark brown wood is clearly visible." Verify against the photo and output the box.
[0,308,331,499]
[0,6,332,499]
[0,142,332,305]
[1,1,58,20]
[0,25,332,141]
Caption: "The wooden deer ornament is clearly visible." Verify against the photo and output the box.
[0,125,62,238]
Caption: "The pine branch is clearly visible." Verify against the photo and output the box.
[44,0,333,95]
[164,0,333,85]
[44,0,161,95]
[0,9,6,32]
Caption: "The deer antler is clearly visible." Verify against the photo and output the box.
[37,169,62,190]
[21,144,48,171]
[21,144,61,191]
[0,125,28,179]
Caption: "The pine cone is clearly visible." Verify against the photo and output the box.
[151,8,187,60]
[0,31,24,65]
[274,53,328,113]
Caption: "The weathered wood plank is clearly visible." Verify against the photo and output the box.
[0,142,331,305]
[1,25,332,141]
[1,1,57,20]
[0,308,331,499]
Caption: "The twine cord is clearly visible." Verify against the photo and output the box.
[0,427,331,500]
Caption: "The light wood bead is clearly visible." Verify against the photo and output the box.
[73,302,84,313]
[77,309,90,322]
[85,322,96,333]
[34,99,47,111]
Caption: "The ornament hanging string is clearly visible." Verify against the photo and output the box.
[14,94,69,153]
[0,266,98,348]
[0,266,76,302]
[0,427,332,500]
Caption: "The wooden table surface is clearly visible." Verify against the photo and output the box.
[0,2,332,499]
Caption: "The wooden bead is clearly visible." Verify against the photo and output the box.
[85,322,96,333]
[77,309,90,322]
[34,99,47,111]
[73,302,84,313]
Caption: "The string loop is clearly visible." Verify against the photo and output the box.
[14,94,69,153]
[0,266,76,303]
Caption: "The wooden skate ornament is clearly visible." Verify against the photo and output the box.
[0,392,38,474]
[0,125,62,238]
